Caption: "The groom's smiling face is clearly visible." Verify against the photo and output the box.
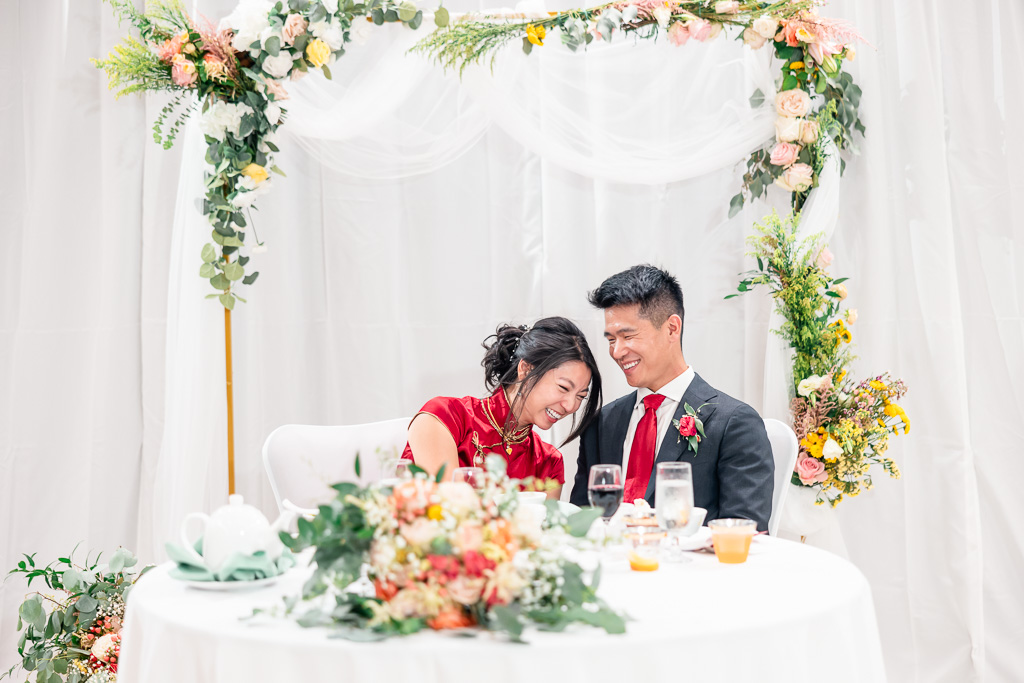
[603,304,683,392]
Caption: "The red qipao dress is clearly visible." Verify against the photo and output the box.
[401,388,565,485]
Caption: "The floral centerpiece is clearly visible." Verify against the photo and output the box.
[3,549,149,683]
[281,457,625,640]
[728,211,909,507]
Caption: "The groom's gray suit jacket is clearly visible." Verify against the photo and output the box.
[569,373,775,531]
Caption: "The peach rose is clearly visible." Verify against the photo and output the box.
[263,78,289,101]
[752,15,778,40]
[453,521,484,553]
[282,14,308,46]
[815,246,834,269]
[776,162,813,192]
[170,54,198,87]
[776,88,811,117]
[742,27,768,49]
[844,45,857,62]
[769,141,801,168]
[845,308,858,324]
[796,454,828,485]
[157,32,187,62]
[800,119,820,145]
[775,116,803,143]
[667,21,690,46]
[438,481,481,517]
[391,479,436,517]
[447,576,486,605]
[91,633,118,662]
[832,283,848,300]
[707,22,724,40]
[400,517,437,550]
[714,1,739,13]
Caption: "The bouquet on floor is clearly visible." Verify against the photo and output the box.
[282,456,624,640]
[729,211,909,507]
[3,549,150,683]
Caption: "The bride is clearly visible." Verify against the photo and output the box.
[401,317,602,499]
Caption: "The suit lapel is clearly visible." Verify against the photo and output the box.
[644,374,719,500]
[601,391,636,465]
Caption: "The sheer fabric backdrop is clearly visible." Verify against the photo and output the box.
[2,1,1022,681]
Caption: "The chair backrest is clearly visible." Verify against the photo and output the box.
[763,418,799,536]
[262,418,410,512]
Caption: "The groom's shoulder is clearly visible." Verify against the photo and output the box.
[696,375,762,422]
[594,392,635,426]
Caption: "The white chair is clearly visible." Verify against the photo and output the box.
[262,418,410,513]
[763,418,799,536]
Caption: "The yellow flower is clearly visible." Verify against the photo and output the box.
[526,24,546,46]
[840,329,852,344]
[789,61,805,70]
[835,370,846,383]
[426,504,443,520]
[845,45,856,62]
[795,27,815,43]
[241,163,269,185]
[869,379,886,391]
[306,38,331,68]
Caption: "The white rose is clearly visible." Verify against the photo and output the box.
[775,116,803,143]
[261,51,295,79]
[265,101,282,126]
[251,244,269,254]
[652,5,671,30]
[221,0,275,53]
[797,375,823,397]
[259,25,283,50]
[822,438,843,461]
[742,27,767,49]
[321,0,340,13]
[350,21,374,46]
[199,101,252,141]
[752,15,778,40]
[512,505,545,544]
[90,633,117,661]
[309,19,345,50]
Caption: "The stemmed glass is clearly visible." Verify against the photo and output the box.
[380,458,410,487]
[452,466,485,489]
[588,464,624,523]
[655,462,695,562]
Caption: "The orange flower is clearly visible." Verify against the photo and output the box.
[374,579,399,601]
[427,608,476,630]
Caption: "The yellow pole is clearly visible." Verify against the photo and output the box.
[224,286,236,496]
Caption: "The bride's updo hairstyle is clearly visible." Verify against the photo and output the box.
[481,316,602,445]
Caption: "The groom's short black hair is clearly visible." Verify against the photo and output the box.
[588,265,685,331]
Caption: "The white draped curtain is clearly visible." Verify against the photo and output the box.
[2,1,1022,681]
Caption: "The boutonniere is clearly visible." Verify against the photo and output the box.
[672,402,713,455]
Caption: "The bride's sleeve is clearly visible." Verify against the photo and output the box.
[411,396,467,446]
[536,443,566,485]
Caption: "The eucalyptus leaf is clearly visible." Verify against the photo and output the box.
[211,273,231,290]
[201,244,217,263]
[566,508,603,537]
[200,263,216,278]
[433,6,448,27]
[225,262,244,281]
[219,293,236,310]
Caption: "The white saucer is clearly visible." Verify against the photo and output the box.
[175,575,281,591]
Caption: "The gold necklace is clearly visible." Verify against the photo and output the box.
[482,393,530,455]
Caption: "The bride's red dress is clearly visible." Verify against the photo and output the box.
[401,387,564,484]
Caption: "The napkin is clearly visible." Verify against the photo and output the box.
[165,537,296,582]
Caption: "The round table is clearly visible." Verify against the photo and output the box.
[119,537,886,683]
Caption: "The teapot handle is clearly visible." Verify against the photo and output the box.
[180,512,209,566]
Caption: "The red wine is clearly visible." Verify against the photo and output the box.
[588,485,624,519]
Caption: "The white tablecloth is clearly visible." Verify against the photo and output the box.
[119,537,886,683]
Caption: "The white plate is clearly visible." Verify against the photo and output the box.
[675,526,712,551]
[174,575,281,591]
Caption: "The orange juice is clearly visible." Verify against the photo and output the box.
[708,519,757,564]
[629,552,660,571]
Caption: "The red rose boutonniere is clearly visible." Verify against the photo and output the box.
[672,402,712,455]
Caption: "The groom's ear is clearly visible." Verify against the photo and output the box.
[664,314,683,342]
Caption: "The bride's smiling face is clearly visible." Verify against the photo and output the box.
[514,360,592,430]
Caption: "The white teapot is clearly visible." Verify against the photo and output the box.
[179,495,294,573]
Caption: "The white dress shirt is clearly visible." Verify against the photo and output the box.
[621,366,696,495]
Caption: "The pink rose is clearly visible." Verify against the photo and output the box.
[795,454,828,485]
[282,14,308,46]
[170,54,198,87]
[157,32,187,62]
[815,246,834,269]
[742,27,768,49]
[668,21,690,47]
[688,18,712,42]
[775,88,811,117]
[775,116,803,143]
[769,141,801,168]
[263,78,289,101]
[776,162,813,192]
[453,521,484,553]
[714,1,739,13]
[447,576,486,606]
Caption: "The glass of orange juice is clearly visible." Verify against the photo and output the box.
[628,527,663,572]
[708,519,757,564]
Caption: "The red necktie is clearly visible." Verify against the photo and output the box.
[624,394,666,503]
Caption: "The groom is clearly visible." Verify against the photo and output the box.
[570,265,774,531]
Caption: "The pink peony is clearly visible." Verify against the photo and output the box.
[795,454,828,485]
[282,14,309,46]
[815,246,834,269]
[776,88,811,117]
[157,32,187,62]
[171,54,198,87]
[453,521,484,553]
[769,141,801,168]
[400,517,437,550]
[668,21,690,47]
[688,18,712,42]
[447,576,486,606]
[776,162,814,192]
